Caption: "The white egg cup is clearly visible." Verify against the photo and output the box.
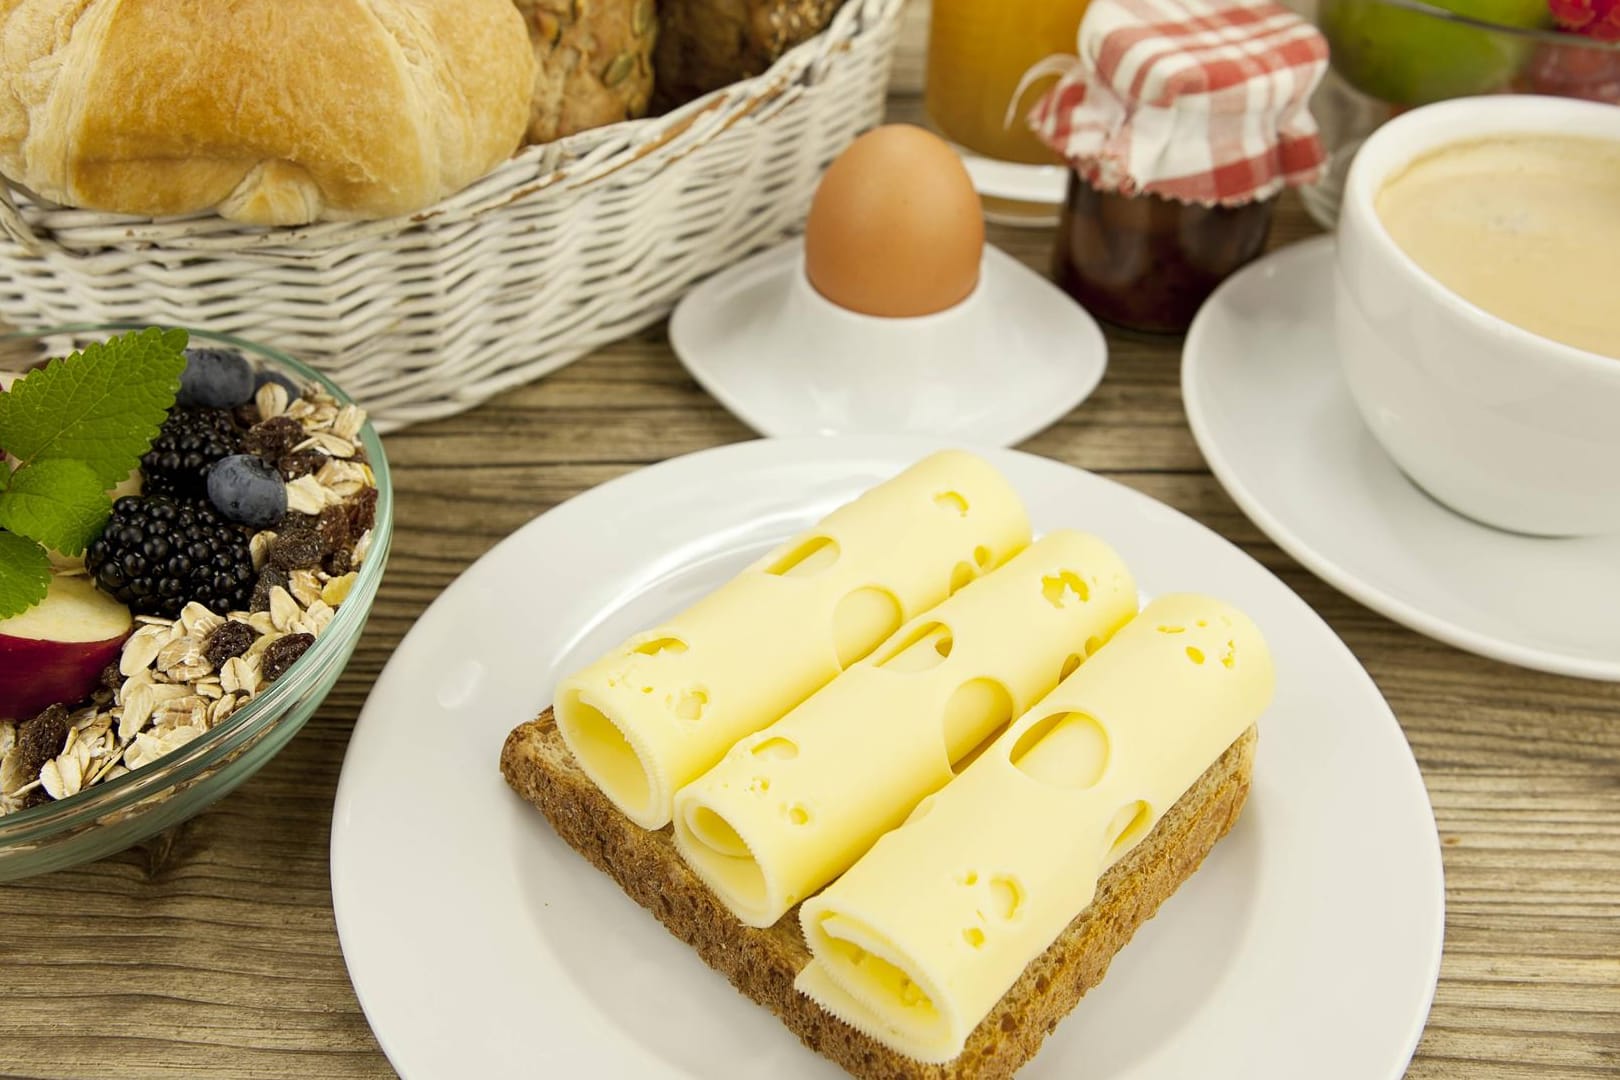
[670,239,1108,445]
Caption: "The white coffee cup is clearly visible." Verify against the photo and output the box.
[1335,95,1620,537]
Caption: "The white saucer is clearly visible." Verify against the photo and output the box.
[1184,237,1620,681]
[332,435,1442,1080]
[670,240,1107,445]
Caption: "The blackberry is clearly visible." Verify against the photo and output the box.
[85,496,255,619]
[141,407,243,499]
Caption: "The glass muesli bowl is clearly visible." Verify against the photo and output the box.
[1303,0,1620,226]
[0,324,392,881]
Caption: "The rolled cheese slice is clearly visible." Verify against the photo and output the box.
[796,594,1275,1064]
[673,530,1137,928]
[555,451,1031,829]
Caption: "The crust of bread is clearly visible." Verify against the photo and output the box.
[501,708,1257,1079]
[514,0,655,144]
[652,0,845,108]
[0,0,535,225]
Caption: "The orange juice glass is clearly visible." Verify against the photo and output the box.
[925,0,1092,165]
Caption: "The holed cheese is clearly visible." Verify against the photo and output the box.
[673,530,1137,928]
[796,594,1275,1063]
[554,451,1031,829]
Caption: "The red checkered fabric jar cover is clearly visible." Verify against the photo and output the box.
[1025,0,1330,206]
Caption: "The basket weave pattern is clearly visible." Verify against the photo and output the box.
[0,0,904,431]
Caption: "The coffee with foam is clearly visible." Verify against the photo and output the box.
[1376,135,1620,361]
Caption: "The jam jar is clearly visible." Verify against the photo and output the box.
[1053,175,1277,334]
[1023,0,1329,335]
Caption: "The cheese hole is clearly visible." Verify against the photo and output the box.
[832,586,903,668]
[960,870,978,886]
[748,776,770,794]
[963,927,985,948]
[988,876,1023,920]
[785,804,811,826]
[1058,653,1083,681]
[1222,640,1236,669]
[1186,646,1206,665]
[1197,620,1209,628]
[1009,711,1110,790]
[673,688,707,721]
[1041,570,1090,608]
[973,544,992,568]
[949,560,976,595]
[907,794,938,825]
[558,691,652,817]
[1106,800,1152,861]
[941,677,1013,765]
[766,535,840,577]
[1157,625,1185,635]
[632,636,687,655]
[951,718,1010,776]
[1085,635,1105,657]
[934,490,969,516]
[875,622,953,672]
[751,737,798,760]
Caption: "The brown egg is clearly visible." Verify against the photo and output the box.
[804,125,985,318]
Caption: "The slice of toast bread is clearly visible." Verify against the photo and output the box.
[500,710,1257,1079]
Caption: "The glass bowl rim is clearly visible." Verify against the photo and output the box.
[1322,0,1620,49]
[0,322,393,847]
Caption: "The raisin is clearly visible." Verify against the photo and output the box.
[204,619,259,667]
[98,662,123,693]
[316,506,350,554]
[13,704,72,789]
[261,633,314,682]
[267,518,323,570]
[348,486,378,534]
[278,451,326,481]
[232,403,261,429]
[242,416,303,463]
[324,549,353,576]
[251,567,291,612]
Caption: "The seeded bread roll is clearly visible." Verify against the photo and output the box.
[516,0,657,143]
[653,0,846,109]
[0,0,535,226]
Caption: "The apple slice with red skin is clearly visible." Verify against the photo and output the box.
[0,575,132,721]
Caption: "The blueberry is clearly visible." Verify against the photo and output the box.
[206,454,287,527]
[254,368,304,399]
[178,348,256,408]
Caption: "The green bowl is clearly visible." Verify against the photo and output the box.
[0,325,392,881]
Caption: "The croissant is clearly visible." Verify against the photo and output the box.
[0,0,536,226]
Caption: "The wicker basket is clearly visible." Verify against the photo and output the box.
[0,0,905,431]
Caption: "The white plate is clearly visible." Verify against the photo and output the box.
[332,436,1443,1080]
[669,241,1106,445]
[1183,237,1620,681]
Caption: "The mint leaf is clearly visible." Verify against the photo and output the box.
[0,531,51,620]
[0,460,112,556]
[0,327,187,486]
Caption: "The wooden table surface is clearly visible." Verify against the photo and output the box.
[2,8,1618,1079]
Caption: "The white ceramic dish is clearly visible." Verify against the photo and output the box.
[669,240,1107,445]
[332,435,1443,1080]
[1185,237,1620,681]
[1335,96,1620,537]
[959,154,1070,227]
